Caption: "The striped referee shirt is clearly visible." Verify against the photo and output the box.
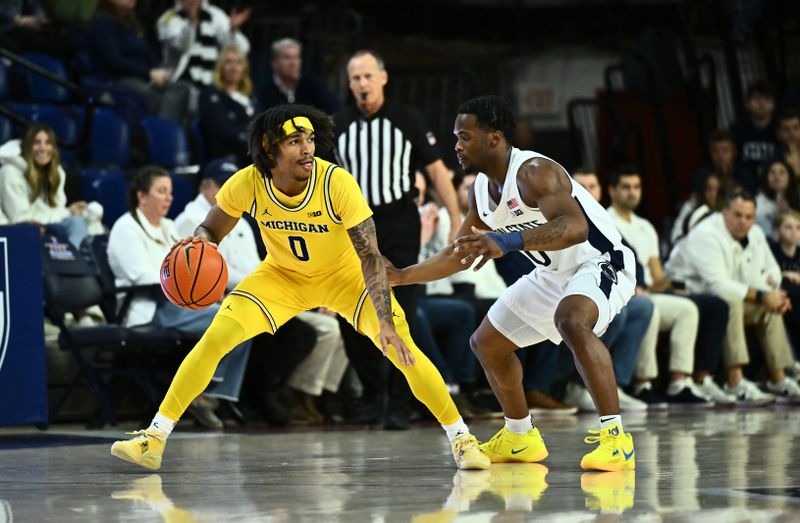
[333,99,441,208]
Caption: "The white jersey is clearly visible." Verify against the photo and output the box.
[474,147,633,277]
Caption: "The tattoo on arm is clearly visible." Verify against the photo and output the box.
[348,218,393,324]
[520,216,568,249]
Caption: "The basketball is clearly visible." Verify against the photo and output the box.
[159,240,228,310]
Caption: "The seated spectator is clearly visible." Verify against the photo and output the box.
[199,46,258,165]
[776,107,800,179]
[87,0,190,123]
[0,0,70,60]
[156,0,250,88]
[768,210,800,362]
[672,172,724,243]
[608,166,723,407]
[107,165,253,428]
[666,190,799,404]
[0,123,103,248]
[690,129,748,199]
[260,38,339,114]
[731,81,780,190]
[755,159,800,238]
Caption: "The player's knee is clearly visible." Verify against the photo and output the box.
[555,313,592,343]
[197,315,246,359]
[469,331,490,360]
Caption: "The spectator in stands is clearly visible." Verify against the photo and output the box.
[87,0,191,123]
[107,165,253,428]
[731,81,779,190]
[755,159,800,238]
[260,38,339,114]
[672,172,724,243]
[0,0,69,60]
[768,210,800,362]
[199,46,258,165]
[690,129,748,198]
[0,123,103,247]
[156,0,250,88]
[776,107,800,178]
[666,190,799,404]
[608,165,722,407]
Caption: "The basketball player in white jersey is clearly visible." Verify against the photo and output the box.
[388,95,636,471]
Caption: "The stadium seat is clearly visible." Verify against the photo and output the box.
[167,173,196,219]
[93,175,128,228]
[140,116,189,169]
[189,121,208,167]
[10,101,39,121]
[89,108,130,167]
[21,52,70,103]
[80,167,124,202]
[0,116,11,144]
[0,60,7,100]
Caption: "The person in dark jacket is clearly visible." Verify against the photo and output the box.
[198,45,258,165]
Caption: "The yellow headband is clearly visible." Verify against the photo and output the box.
[263,117,314,152]
[281,116,313,136]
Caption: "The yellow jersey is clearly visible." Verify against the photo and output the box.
[216,158,373,276]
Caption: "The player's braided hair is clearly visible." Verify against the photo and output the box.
[457,95,516,143]
[247,104,334,178]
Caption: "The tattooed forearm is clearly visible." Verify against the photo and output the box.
[520,215,585,251]
[348,218,394,324]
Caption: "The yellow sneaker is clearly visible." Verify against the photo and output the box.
[479,426,548,463]
[580,424,635,472]
[451,433,491,470]
[110,429,167,470]
[487,463,550,508]
[581,470,636,513]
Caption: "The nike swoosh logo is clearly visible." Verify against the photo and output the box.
[510,446,528,455]
[184,245,196,271]
[623,448,634,461]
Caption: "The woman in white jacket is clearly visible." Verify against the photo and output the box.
[0,124,102,247]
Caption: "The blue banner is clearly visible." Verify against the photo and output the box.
[0,224,47,427]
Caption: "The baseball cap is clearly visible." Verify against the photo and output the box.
[202,157,238,185]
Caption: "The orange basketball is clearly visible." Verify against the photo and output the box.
[160,241,228,310]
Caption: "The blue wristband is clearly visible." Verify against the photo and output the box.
[485,230,524,255]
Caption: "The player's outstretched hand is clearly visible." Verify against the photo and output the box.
[378,321,416,367]
[171,235,218,250]
[382,256,402,286]
[453,226,503,271]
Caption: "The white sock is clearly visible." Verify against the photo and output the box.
[599,414,623,433]
[504,415,533,434]
[633,381,650,395]
[149,413,176,437]
[442,417,470,442]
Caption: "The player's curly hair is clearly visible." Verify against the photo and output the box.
[247,104,334,178]
[457,95,516,143]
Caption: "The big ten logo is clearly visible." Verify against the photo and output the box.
[307,210,322,218]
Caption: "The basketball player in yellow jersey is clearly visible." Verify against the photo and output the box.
[110,104,490,471]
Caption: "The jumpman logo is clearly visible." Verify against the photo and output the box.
[262,206,271,216]
[224,304,232,311]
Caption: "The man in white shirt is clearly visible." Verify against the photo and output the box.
[665,190,799,403]
[607,166,719,407]
[174,158,260,289]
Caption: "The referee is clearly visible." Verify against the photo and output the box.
[332,49,462,429]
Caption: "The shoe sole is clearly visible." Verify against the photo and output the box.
[110,443,161,470]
